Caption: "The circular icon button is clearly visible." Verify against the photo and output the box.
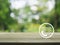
[39,23,54,38]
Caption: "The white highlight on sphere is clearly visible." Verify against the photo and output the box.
[41,30,47,36]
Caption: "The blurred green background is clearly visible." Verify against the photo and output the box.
[0,0,60,32]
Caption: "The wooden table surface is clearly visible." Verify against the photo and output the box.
[0,32,60,43]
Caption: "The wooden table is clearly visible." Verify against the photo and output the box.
[0,32,60,43]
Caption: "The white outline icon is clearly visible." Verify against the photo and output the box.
[39,23,54,38]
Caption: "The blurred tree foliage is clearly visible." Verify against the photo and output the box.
[0,0,17,31]
[49,0,60,32]
[0,0,60,32]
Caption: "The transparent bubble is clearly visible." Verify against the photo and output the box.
[39,23,54,38]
